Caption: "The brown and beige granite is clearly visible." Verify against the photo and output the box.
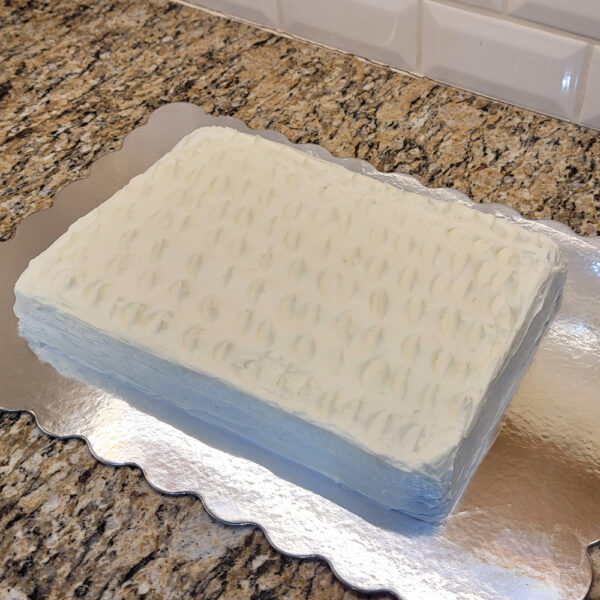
[0,413,394,599]
[0,0,599,597]
[0,0,599,242]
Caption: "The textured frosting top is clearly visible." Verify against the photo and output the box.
[15,127,564,472]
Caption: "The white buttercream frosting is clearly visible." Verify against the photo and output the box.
[15,126,565,479]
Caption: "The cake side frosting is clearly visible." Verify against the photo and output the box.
[14,126,565,473]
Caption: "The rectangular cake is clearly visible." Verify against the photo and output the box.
[14,126,566,521]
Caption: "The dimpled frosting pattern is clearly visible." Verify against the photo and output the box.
[15,127,565,503]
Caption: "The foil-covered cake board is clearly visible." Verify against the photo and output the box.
[1,103,598,599]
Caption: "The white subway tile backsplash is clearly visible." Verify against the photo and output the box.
[580,46,600,129]
[457,0,503,12]
[422,2,588,120]
[509,1,600,41]
[190,0,279,29]
[280,0,418,71]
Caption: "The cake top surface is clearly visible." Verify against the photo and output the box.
[15,126,563,471]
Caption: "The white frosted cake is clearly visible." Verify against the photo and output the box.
[14,127,566,521]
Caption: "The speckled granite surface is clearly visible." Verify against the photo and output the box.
[1,0,600,241]
[0,0,598,597]
[0,413,393,600]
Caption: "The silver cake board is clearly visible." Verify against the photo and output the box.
[1,103,599,599]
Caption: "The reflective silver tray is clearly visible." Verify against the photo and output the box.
[1,103,599,599]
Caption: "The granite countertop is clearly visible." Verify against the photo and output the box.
[0,0,599,597]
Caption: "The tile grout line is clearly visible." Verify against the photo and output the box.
[575,44,595,123]
[416,0,425,73]
[275,0,283,31]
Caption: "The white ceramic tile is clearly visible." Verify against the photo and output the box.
[458,0,503,12]
[190,0,279,29]
[422,1,588,120]
[280,0,418,71]
[580,46,600,130]
[509,0,600,41]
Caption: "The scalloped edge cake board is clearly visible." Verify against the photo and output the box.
[1,103,599,600]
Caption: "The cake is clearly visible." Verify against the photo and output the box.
[13,126,566,521]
